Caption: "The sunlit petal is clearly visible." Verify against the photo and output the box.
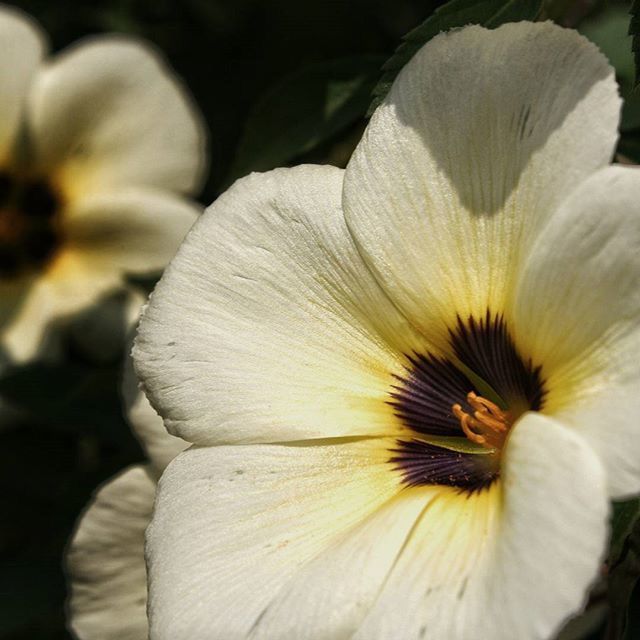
[135,165,426,446]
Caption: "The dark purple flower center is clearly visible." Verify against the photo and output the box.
[390,312,545,491]
[0,171,62,278]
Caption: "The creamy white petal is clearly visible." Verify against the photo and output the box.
[0,6,45,164]
[27,37,206,197]
[512,166,640,498]
[67,465,156,640]
[146,439,404,640]
[249,487,430,640]
[135,165,426,446]
[354,414,608,640]
[344,22,620,342]
[65,187,200,275]
[122,359,187,473]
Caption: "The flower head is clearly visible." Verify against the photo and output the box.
[134,21,639,640]
[0,5,206,361]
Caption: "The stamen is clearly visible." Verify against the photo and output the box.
[452,391,512,450]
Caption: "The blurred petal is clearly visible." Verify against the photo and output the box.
[146,439,405,639]
[0,6,45,163]
[512,166,640,498]
[135,165,426,446]
[67,465,156,640]
[1,185,195,363]
[344,22,619,342]
[354,414,608,640]
[27,37,206,197]
[1,252,120,362]
[65,187,200,275]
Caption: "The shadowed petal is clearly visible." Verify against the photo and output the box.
[344,22,620,344]
[67,465,156,640]
[122,359,188,474]
[512,165,640,498]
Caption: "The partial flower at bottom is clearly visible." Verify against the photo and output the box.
[134,21,640,640]
[0,5,206,362]
[65,373,186,640]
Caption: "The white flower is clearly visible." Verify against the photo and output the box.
[66,365,186,640]
[134,21,640,640]
[0,5,206,362]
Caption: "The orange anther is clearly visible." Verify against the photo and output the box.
[452,392,512,451]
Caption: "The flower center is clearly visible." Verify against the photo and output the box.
[452,391,512,451]
[0,170,62,278]
[389,312,545,491]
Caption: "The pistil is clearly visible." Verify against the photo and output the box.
[452,391,512,450]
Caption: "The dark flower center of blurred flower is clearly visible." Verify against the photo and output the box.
[0,170,62,278]
[389,312,546,492]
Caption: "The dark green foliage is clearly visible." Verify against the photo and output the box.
[630,0,640,88]
[368,0,544,115]
[0,360,144,640]
[606,513,640,640]
[226,55,385,185]
[611,499,640,566]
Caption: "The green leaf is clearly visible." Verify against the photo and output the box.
[580,5,640,132]
[226,55,385,184]
[631,0,640,89]
[611,497,640,565]
[581,6,635,85]
[602,501,640,639]
[368,0,543,115]
[0,363,130,443]
[605,516,640,640]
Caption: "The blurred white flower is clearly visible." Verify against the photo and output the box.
[0,5,206,362]
[134,21,640,640]
[66,363,186,640]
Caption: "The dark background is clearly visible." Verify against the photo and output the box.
[0,1,638,638]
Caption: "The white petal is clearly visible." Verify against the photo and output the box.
[67,465,156,640]
[2,186,197,363]
[122,358,187,473]
[1,252,121,362]
[65,188,200,275]
[0,6,45,163]
[27,37,206,196]
[344,22,620,341]
[146,439,404,640]
[134,165,426,445]
[512,165,640,498]
[354,413,608,640]
[249,488,430,640]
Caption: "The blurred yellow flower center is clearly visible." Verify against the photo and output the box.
[452,391,513,451]
[0,171,62,278]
